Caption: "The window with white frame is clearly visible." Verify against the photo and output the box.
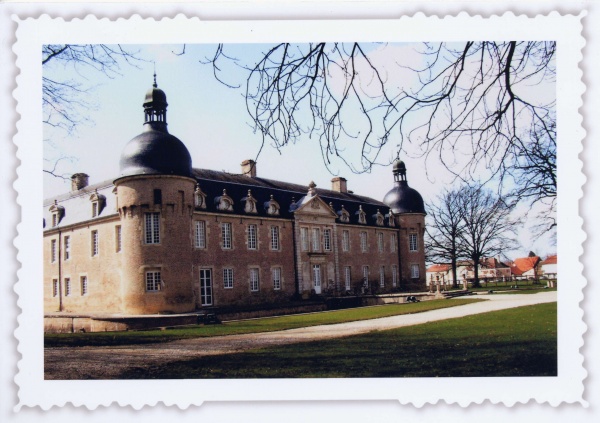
[80,276,88,295]
[362,266,369,286]
[360,232,367,252]
[223,268,234,289]
[92,201,99,218]
[221,222,232,249]
[250,268,259,292]
[146,271,161,291]
[379,266,385,287]
[312,228,320,251]
[272,267,281,290]
[323,229,332,251]
[64,236,71,260]
[391,233,397,252]
[300,227,309,251]
[378,232,384,253]
[64,277,71,296]
[411,264,420,279]
[115,225,122,252]
[91,230,99,256]
[144,212,160,244]
[409,234,418,252]
[392,265,398,287]
[195,221,206,249]
[51,239,57,263]
[270,226,280,250]
[52,213,58,227]
[52,279,58,297]
[342,230,350,252]
[247,224,257,250]
[344,266,351,291]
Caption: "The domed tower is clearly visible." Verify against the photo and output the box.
[114,75,196,314]
[383,160,427,289]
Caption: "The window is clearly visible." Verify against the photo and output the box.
[323,229,332,251]
[272,267,281,290]
[146,271,161,291]
[50,239,57,263]
[344,266,351,291]
[312,228,320,251]
[379,266,385,287]
[81,276,88,296]
[223,268,234,289]
[391,233,397,252]
[92,201,99,217]
[52,213,58,227]
[153,189,162,205]
[52,279,58,297]
[222,222,232,249]
[195,221,206,249]
[115,225,122,252]
[250,268,259,292]
[342,230,350,252]
[378,232,384,253]
[392,265,398,287]
[145,212,160,244]
[200,269,213,305]
[64,278,71,296]
[360,232,367,252]
[362,266,369,286]
[64,236,71,260]
[411,264,420,279]
[91,230,99,256]
[409,234,418,252]
[300,228,309,251]
[270,226,280,251]
[247,224,257,250]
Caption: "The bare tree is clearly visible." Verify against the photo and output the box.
[457,185,519,288]
[425,188,465,288]
[43,44,142,177]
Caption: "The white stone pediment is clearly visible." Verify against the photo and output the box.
[293,195,337,218]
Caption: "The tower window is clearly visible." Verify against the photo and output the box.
[115,225,122,252]
[409,234,418,252]
[195,221,206,249]
[153,189,162,205]
[145,213,161,244]
[146,271,162,292]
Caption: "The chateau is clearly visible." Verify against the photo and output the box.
[43,79,426,319]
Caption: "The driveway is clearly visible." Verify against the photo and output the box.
[44,291,557,379]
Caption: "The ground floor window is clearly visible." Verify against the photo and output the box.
[223,268,233,289]
[146,271,161,292]
[312,264,322,294]
[379,266,385,287]
[272,267,281,290]
[344,266,351,291]
[392,265,398,287]
[52,279,58,297]
[411,264,420,279]
[200,269,213,305]
[250,268,260,292]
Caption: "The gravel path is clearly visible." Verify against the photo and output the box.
[44,292,557,379]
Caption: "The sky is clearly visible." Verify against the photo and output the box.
[42,43,556,259]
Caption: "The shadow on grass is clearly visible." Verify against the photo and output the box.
[120,302,557,379]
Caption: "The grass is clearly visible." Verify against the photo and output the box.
[120,302,557,379]
[45,298,484,348]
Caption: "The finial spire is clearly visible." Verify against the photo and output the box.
[153,62,157,87]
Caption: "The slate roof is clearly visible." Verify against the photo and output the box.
[43,168,397,230]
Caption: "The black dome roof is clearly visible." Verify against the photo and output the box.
[119,124,192,178]
[383,181,426,214]
[382,159,426,214]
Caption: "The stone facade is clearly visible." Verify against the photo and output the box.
[43,81,427,317]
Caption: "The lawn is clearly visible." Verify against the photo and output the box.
[120,302,557,379]
[45,298,484,347]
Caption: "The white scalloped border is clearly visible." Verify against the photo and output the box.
[11,11,586,410]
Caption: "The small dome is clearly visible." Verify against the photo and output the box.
[119,125,192,178]
[383,160,426,214]
[144,86,167,109]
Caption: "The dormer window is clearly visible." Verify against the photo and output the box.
[338,205,350,223]
[387,210,395,227]
[49,200,65,227]
[242,190,257,214]
[90,190,106,217]
[216,189,234,212]
[357,205,367,225]
[265,195,280,216]
[194,185,207,209]
[374,209,384,226]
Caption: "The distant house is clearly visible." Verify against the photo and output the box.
[425,264,451,286]
[426,258,510,286]
[465,257,512,281]
[540,255,558,279]
[509,256,542,280]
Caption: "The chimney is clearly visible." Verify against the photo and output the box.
[241,160,257,178]
[331,177,348,193]
[71,173,89,191]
